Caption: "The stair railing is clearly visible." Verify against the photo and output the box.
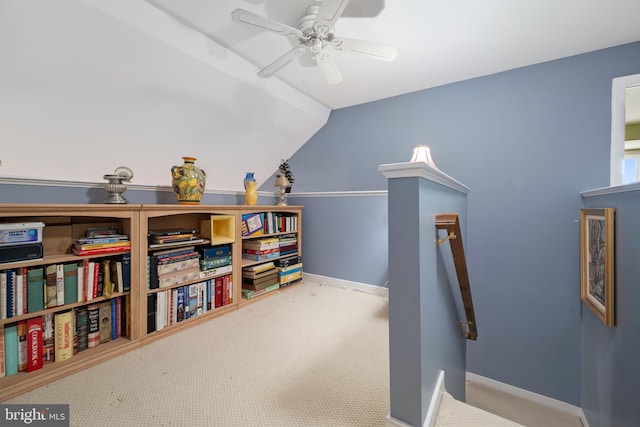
[436,213,478,340]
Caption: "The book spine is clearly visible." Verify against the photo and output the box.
[17,320,27,372]
[0,324,4,378]
[42,313,55,363]
[122,254,131,292]
[4,324,18,376]
[56,264,64,307]
[87,304,100,348]
[73,246,131,256]
[54,311,73,362]
[74,241,131,250]
[0,271,6,319]
[26,317,43,372]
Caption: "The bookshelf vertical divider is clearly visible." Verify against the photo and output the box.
[0,204,302,401]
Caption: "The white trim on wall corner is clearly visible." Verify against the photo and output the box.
[385,369,444,427]
[580,180,640,197]
[465,372,588,426]
[302,273,388,297]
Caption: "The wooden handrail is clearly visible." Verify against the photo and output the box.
[436,213,478,340]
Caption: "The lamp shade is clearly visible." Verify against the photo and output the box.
[274,175,291,187]
[410,145,438,169]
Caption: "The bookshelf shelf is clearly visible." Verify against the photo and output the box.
[0,204,302,402]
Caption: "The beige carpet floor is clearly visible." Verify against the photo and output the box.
[5,280,584,427]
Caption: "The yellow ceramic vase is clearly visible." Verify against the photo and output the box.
[171,156,206,205]
[245,180,257,205]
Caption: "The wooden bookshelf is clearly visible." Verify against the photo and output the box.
[0,204,303,401]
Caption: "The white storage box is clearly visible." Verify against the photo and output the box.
[0,222,45,246]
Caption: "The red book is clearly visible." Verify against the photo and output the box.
[26,317,43,372]
[93,262,100,301]
[214,277,223,308]
[73,246,131,256]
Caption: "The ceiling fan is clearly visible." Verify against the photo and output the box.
[231,0,397,85]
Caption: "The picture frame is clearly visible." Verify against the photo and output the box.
[580,208,615,327]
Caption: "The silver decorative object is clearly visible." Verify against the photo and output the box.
[103,166,134,204]
[274,174,291,206]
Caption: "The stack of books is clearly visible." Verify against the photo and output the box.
[242,262,279,299]
[242,237,279,261]
[148,228,204,248]
[72,227,130,256]
[0,222,45,263]
[276,256,303,288]
[278,234,298,257]
[148,246,201,289]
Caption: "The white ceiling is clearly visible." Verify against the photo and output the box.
[2,0,640,190]
[145,0,640,109]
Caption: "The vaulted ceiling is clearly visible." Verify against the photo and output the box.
[2,0,640,190]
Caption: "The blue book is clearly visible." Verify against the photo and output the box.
[111,298,117,340]
[176,287,185,322]
[199,245,231,260]
[4,324,18,376]
[6,270,14,318]
[121,254,131,292]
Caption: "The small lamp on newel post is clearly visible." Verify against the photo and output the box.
[274,174,291,206]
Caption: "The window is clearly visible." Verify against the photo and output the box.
[610,73,640,186]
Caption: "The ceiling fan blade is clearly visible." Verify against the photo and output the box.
[231,9,303,38]
[333,37,397,62]
[315,0,351,30]
[314,51,343,85]
[258,47,306,78]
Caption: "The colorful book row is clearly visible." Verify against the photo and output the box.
[147,275,232,334]
[0,255,131,319]
[0,296,129,378]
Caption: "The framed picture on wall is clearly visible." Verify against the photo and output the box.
[580,208,615,327]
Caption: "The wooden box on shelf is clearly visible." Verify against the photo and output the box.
[200,215,235,245]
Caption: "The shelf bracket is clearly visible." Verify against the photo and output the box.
[436,231,457,247]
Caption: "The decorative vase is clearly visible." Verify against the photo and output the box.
[171,156,206,205]
[244,172,256,190]
[245,180,258,205]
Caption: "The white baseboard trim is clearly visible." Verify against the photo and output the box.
[466,372,588,425]
[424,370,445,427]
[303,273,389,298]
[385,370,445,427]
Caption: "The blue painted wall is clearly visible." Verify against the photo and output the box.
[3,41,640,414]
[581,187,640,427]
[285,42,640,406]
[386,175,468,426]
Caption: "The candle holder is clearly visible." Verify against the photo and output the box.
[103,166,133,204]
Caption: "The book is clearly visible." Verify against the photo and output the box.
[147,294,156,334]
[16,268,24,316]
[148,228,199,238]
[275,255,302,268]
[17,320,27,372]
[199,245,232,259]
[214,277,223,308]
[54,310,73,362]
[76,306,89,352]
[200,264,233,279]
[242,283,280,299]
[87,303,100,348]
[176,287,185,322]
[242,252,279,262]
[241,213,264,237]
[63,263,78,305]
[42,313,55,363]
[27,266,45,313]
[0,324,4,378]
[26,317,43,372]
[4,324,18,376]
[188,284,199,318]
[73,240,131,250]
[101,259,113,297]
[121,253,131,292]
[45,264,58,309]
[75,235,129,245]
[0,271,6,319]
[99,301,112,344]
[56,263,64,307]
[73,246,131,256]
[243,261,275,274]
[6,269,15,318]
